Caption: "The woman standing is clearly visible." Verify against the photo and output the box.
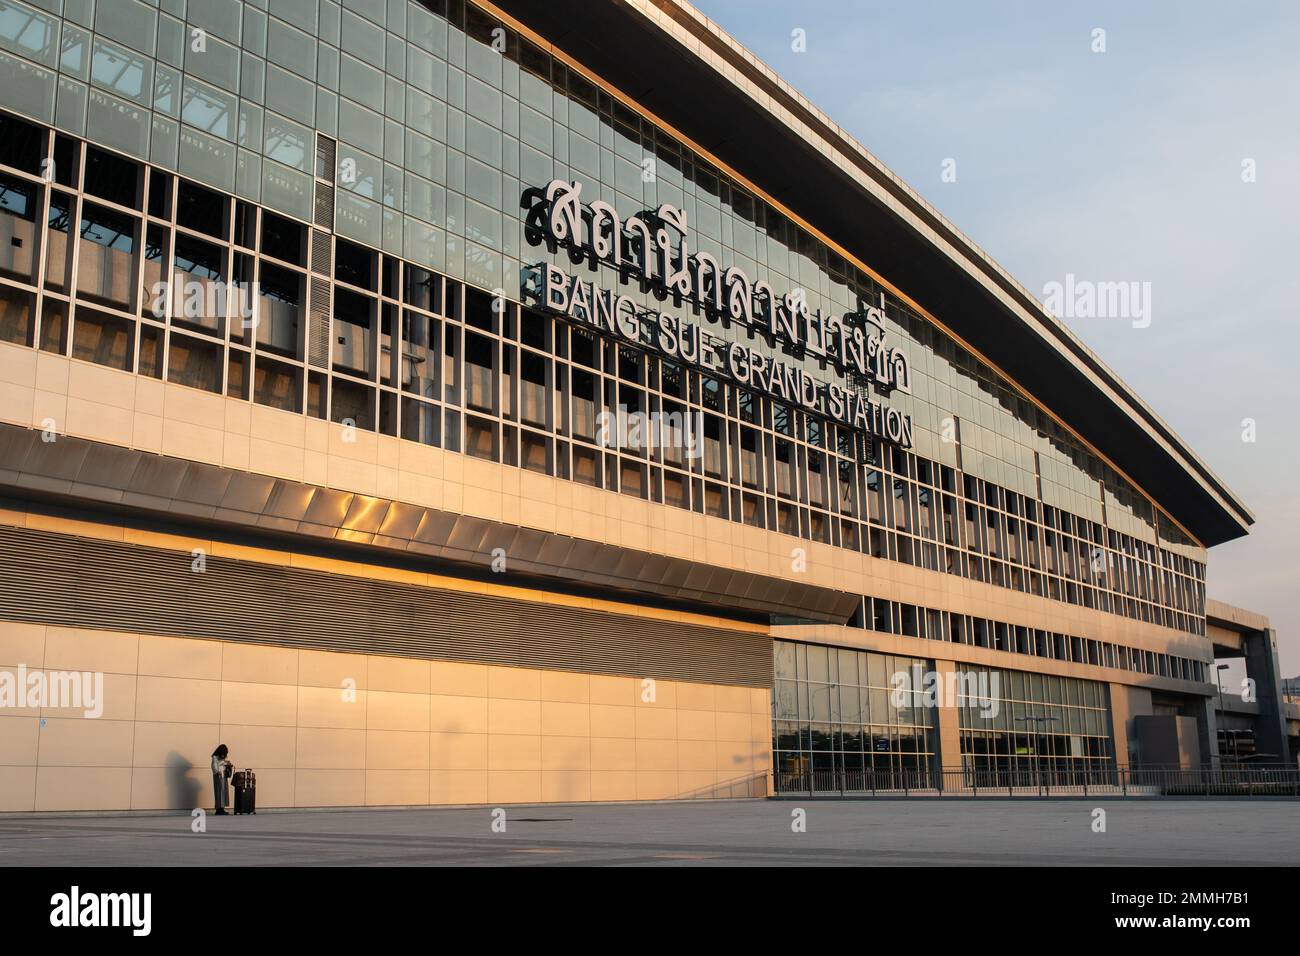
[211,744,232,815]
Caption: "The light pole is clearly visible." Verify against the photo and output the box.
[1016,715,1059,793]
[1215,664,1233,766]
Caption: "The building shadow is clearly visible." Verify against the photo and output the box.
[166,751,202,810]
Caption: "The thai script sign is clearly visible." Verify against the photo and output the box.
[523,180,914,448]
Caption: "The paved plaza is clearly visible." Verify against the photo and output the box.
[1,798,1296,866]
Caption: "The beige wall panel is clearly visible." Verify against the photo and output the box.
[488,665,542,701]
[250,767,295,808]
[715,712,753,742]
[296,728,366,770]
[591,737,637,772]
[715,685,752,714]
[66,397,134,447]
[0,767,37,811]
[539,670,590,704]
[430,694,490,734]
[540,701,590,737]
[299,649,367,691]
[487,769,542,804]
[488,734,542,771]
[677,739,717,773]
[590,770,637,801]
[221,681,299,727]
[675,682,717,711]
[590,704,636,738]
[429,769,488,804]
[0,715,40,765]
[678,771,720,797]
[223,430,256,469]
[37,717,134,767]
[635,770,678,800]
[365,769,428,806]
[218,724,298,770]
[634,707,677,740]
[488,698,541,736]
[137,634,223,681]
[0,340,36,389]
[367,690,431,732]
[35,767,132,811]
[0,621,770,811]
[676,709,716,741]
[131,720,220,770]
[428,660,488,697]
[39,673,135,721]
[635,738,678,772]
[43,626,138,675]
[716,740,754,775]
[366,730,429,771]
[541,770,591,803]
[0,621,44,667]
[135,676,221,724]
[590,675,637,706]
[247,438,304,481]
[130,765,209,811]
[297,686,368,730]
[541,735,591,772]
[367,656,430,695]
[639,678,676,708]
[295,769,365,808]
[133,412,162,452]
[0,380,33,429]
[67,364,132,410]
[429,732,487,770]
[221,643,298,685]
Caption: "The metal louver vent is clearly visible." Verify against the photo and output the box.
[0,524,773,688]
[315,135,336,181]
[310,229,331,275]
[313,183,334,229]
[308,276,331,368]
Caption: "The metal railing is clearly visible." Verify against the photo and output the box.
[774,765,1300,798]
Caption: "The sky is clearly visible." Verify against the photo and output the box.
[692,0,1300,673]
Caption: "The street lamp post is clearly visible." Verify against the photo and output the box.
[1016,715,1059,794]
[1215,664,1233,766]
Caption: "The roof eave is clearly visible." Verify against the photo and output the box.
[485,0,1254,546]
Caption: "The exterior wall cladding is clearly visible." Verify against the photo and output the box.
[0,0,1244,810]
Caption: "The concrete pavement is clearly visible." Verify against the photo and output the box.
[1,798,1297,866]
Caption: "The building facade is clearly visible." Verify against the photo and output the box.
[1206,601,1299,768]
[0,0,1255,810]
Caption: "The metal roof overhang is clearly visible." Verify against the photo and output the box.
[490,0,1254,547]
[0,423,859,624]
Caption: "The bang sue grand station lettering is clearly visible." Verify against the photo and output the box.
[522,179,915,450]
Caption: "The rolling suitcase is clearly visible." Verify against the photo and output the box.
[232,769,256,815]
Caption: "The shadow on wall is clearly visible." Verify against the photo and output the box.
[166,751,202,810]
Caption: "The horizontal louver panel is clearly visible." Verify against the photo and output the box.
[0,525,771,687]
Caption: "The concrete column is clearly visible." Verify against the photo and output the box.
[933,658,963,776]
[1245,628,1288,764]
[1108,681,1132,769]
[1108,682,1154,767]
